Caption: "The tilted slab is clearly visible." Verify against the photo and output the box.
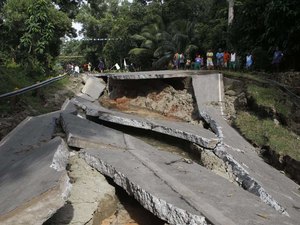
[79,134,296,225]
[60,113,127,149]
[81,77,106,101]
[0,137,70,225]
[192,74,300,220]
[61,98,78,114]
[0,112,60,172]
[70,96,219,149]
[71,96,107,116]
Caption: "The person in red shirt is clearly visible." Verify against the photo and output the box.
[223,50,230,69]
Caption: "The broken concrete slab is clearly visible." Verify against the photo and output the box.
[0,137,71,225]
[81,77,106,101]
[192,74,300,220]
[45,152,116,225]
[60,113,127,149]
[79,134,297,225]
[102,70,216,80]
[98,111,219,149]
[71,96,219,149]
[0,112,60,172]
[71,96,105,116]
[61,98,78,114]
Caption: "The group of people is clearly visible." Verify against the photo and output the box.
[66,63,80,76]
[172,47,283,71]
[172,50,238,71]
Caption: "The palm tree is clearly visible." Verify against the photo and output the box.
[129,19,199,70]
[129,23,164,69]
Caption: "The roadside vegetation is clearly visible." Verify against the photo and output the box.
[235,111,300,161]
[223,70,300,181]
[0,66,72,115]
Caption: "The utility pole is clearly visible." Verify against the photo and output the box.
[227,0,234,25]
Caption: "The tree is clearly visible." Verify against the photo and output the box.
[230,0,300,70]
[52,0,84,19]
[1,0,73,74]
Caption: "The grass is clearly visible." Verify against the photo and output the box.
[0,66,34,94]
[224,70,299,162]
[247,84,293,118]
[0,66,71,115]
[234,111,300,161]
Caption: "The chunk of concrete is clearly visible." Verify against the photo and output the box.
[0,137,71,225]
[79,134,297,225]
[81,77,106,101]
[192,74,300,220]
[71,96,108,116]
[61,98,78,114]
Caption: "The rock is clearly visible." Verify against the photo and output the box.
[225,90,237,96]
[45,153,117,225]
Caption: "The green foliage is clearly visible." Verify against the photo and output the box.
[230,0,300,70]
[0,66,35,95]
[0,0,74,75]
[19,0,55,74]
[234,111,300,161]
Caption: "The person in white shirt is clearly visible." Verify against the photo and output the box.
[229,51,236,70]
[74,65,80,77]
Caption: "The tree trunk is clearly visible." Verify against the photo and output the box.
[227,0,234,25]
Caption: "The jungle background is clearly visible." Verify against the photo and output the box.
[0,0,300,73]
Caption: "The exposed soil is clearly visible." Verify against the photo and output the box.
[100,77,203,126]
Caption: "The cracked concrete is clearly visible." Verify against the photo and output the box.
[58,111,296,224]
[192,74,300,219]
[71,96,219,149]
[0,137,71,225]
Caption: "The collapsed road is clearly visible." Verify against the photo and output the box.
[0,70,299,225]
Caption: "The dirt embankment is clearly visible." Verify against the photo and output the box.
[100,77,202,125]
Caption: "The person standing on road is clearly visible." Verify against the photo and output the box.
[74,65,80,77]
[179,53,185,69]
[194,55,202,70]
[216,48,224,70]
[173,52,179,69]
[223,50,230,69]
[229,51,236,70]
[185,58,191,70]
[98,59,105,73]
[245,53,253,70]
[206,50,214,69]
